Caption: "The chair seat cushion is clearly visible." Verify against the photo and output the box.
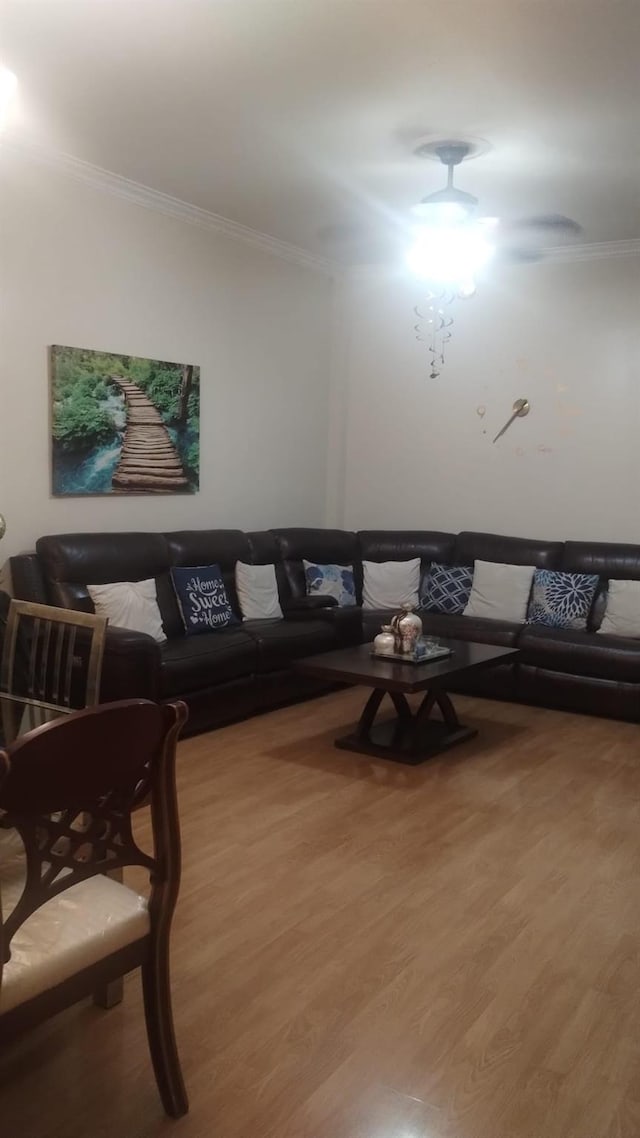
[159,628,258,695]
[519,625,640,682]
[0,873,149,1015]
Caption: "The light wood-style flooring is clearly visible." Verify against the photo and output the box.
[2,689,640,1137]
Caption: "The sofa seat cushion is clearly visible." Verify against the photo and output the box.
[519,625,640,683]
[242,618,337,671]
[285,605,362,643]
[159,629,258,695]
[422,612,522,648]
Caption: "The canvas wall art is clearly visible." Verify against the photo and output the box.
[50,345,200,496]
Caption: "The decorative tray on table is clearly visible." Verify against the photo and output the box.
[371,645,453,665]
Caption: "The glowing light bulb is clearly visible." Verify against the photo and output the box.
[405,218,495,292]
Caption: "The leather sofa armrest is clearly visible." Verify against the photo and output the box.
[99,625,162,703]
[282,595,338,613]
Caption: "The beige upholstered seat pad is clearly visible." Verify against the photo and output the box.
[0,854,149,1014]
[0,826,26,916]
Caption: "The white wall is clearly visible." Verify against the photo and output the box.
[3,146,637,572]
[0,150,334,570]
[334,255,640,543]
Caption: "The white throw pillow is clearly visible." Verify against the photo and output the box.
[598,579,640,637]
[235,562,283,620]
[87,579,166,642]
[463,560,535,623]
[362,558,420,610]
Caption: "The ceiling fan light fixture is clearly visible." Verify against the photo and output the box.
[416,185,478,212]
[409,136,581,379]
[410,199,471,223]
[405,220,495,290]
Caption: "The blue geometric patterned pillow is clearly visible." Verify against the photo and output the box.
[419,563,474,615]
[526,569,599,630]
[170,564,238,635]
[303,561,356,607]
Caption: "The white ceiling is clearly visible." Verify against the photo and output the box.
[3,0,639,263]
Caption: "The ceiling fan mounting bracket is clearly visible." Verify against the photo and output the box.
[412,136,490,163]
[434,142,470,167]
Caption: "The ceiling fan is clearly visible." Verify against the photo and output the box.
[412,140,582,264]
[404,138,583,378]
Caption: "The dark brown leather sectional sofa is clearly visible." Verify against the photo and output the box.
[10,526,640,734]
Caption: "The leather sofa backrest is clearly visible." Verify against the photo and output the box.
[27,528,640,640]
[164,530,251,629]
[271,528,359,602]
[10,553,49,605]
[358,531,456,563]
[246,531,280,564]
[455,531,563,569]
[561,540,640,579]
[35,532,171,613]
[562,540,640,630]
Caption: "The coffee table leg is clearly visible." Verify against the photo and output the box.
[435,690,460,730]
[390,692,413,723]
[356,687,385,740]
[336,683,477,764]
[414,688,460,731]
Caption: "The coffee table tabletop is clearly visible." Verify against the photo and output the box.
[297,638,520,765]
[298,639,518,691]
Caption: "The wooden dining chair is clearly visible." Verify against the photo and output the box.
[1,598,108,710]
[0,698,189,1118]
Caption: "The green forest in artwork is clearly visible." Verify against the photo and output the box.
[51,345,200,496]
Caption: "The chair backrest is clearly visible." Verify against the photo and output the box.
[0,698,187,966]
[0,600,108,708]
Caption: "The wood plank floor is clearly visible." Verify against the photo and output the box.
[2,689,640,1137]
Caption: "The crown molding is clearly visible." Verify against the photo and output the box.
[3,139,638,274]
[542,238,640,263]
[1,139,339,276]
[345,237,640,280]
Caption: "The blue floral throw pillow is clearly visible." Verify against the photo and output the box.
[526,569,599,631]
[419,563,474,615]
[171,565,238,635]
[303,560,356,607]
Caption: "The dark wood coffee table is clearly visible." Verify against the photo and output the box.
[297,639,519,764]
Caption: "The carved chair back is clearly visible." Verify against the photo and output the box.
[0,699,186,967]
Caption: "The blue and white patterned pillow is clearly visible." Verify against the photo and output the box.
[419,563,474,615]
[526,569,599,630]
[303,561,356,607]
[171,564,238,635]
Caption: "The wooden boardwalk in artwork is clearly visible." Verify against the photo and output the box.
[110,377,189,493]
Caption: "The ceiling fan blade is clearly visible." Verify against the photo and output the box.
[502,214,583,235]
[490,214,583,264]
[495,247,544,264]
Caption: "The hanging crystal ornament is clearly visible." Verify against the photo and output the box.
[413,278,478,378]
[413,291,455,379]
